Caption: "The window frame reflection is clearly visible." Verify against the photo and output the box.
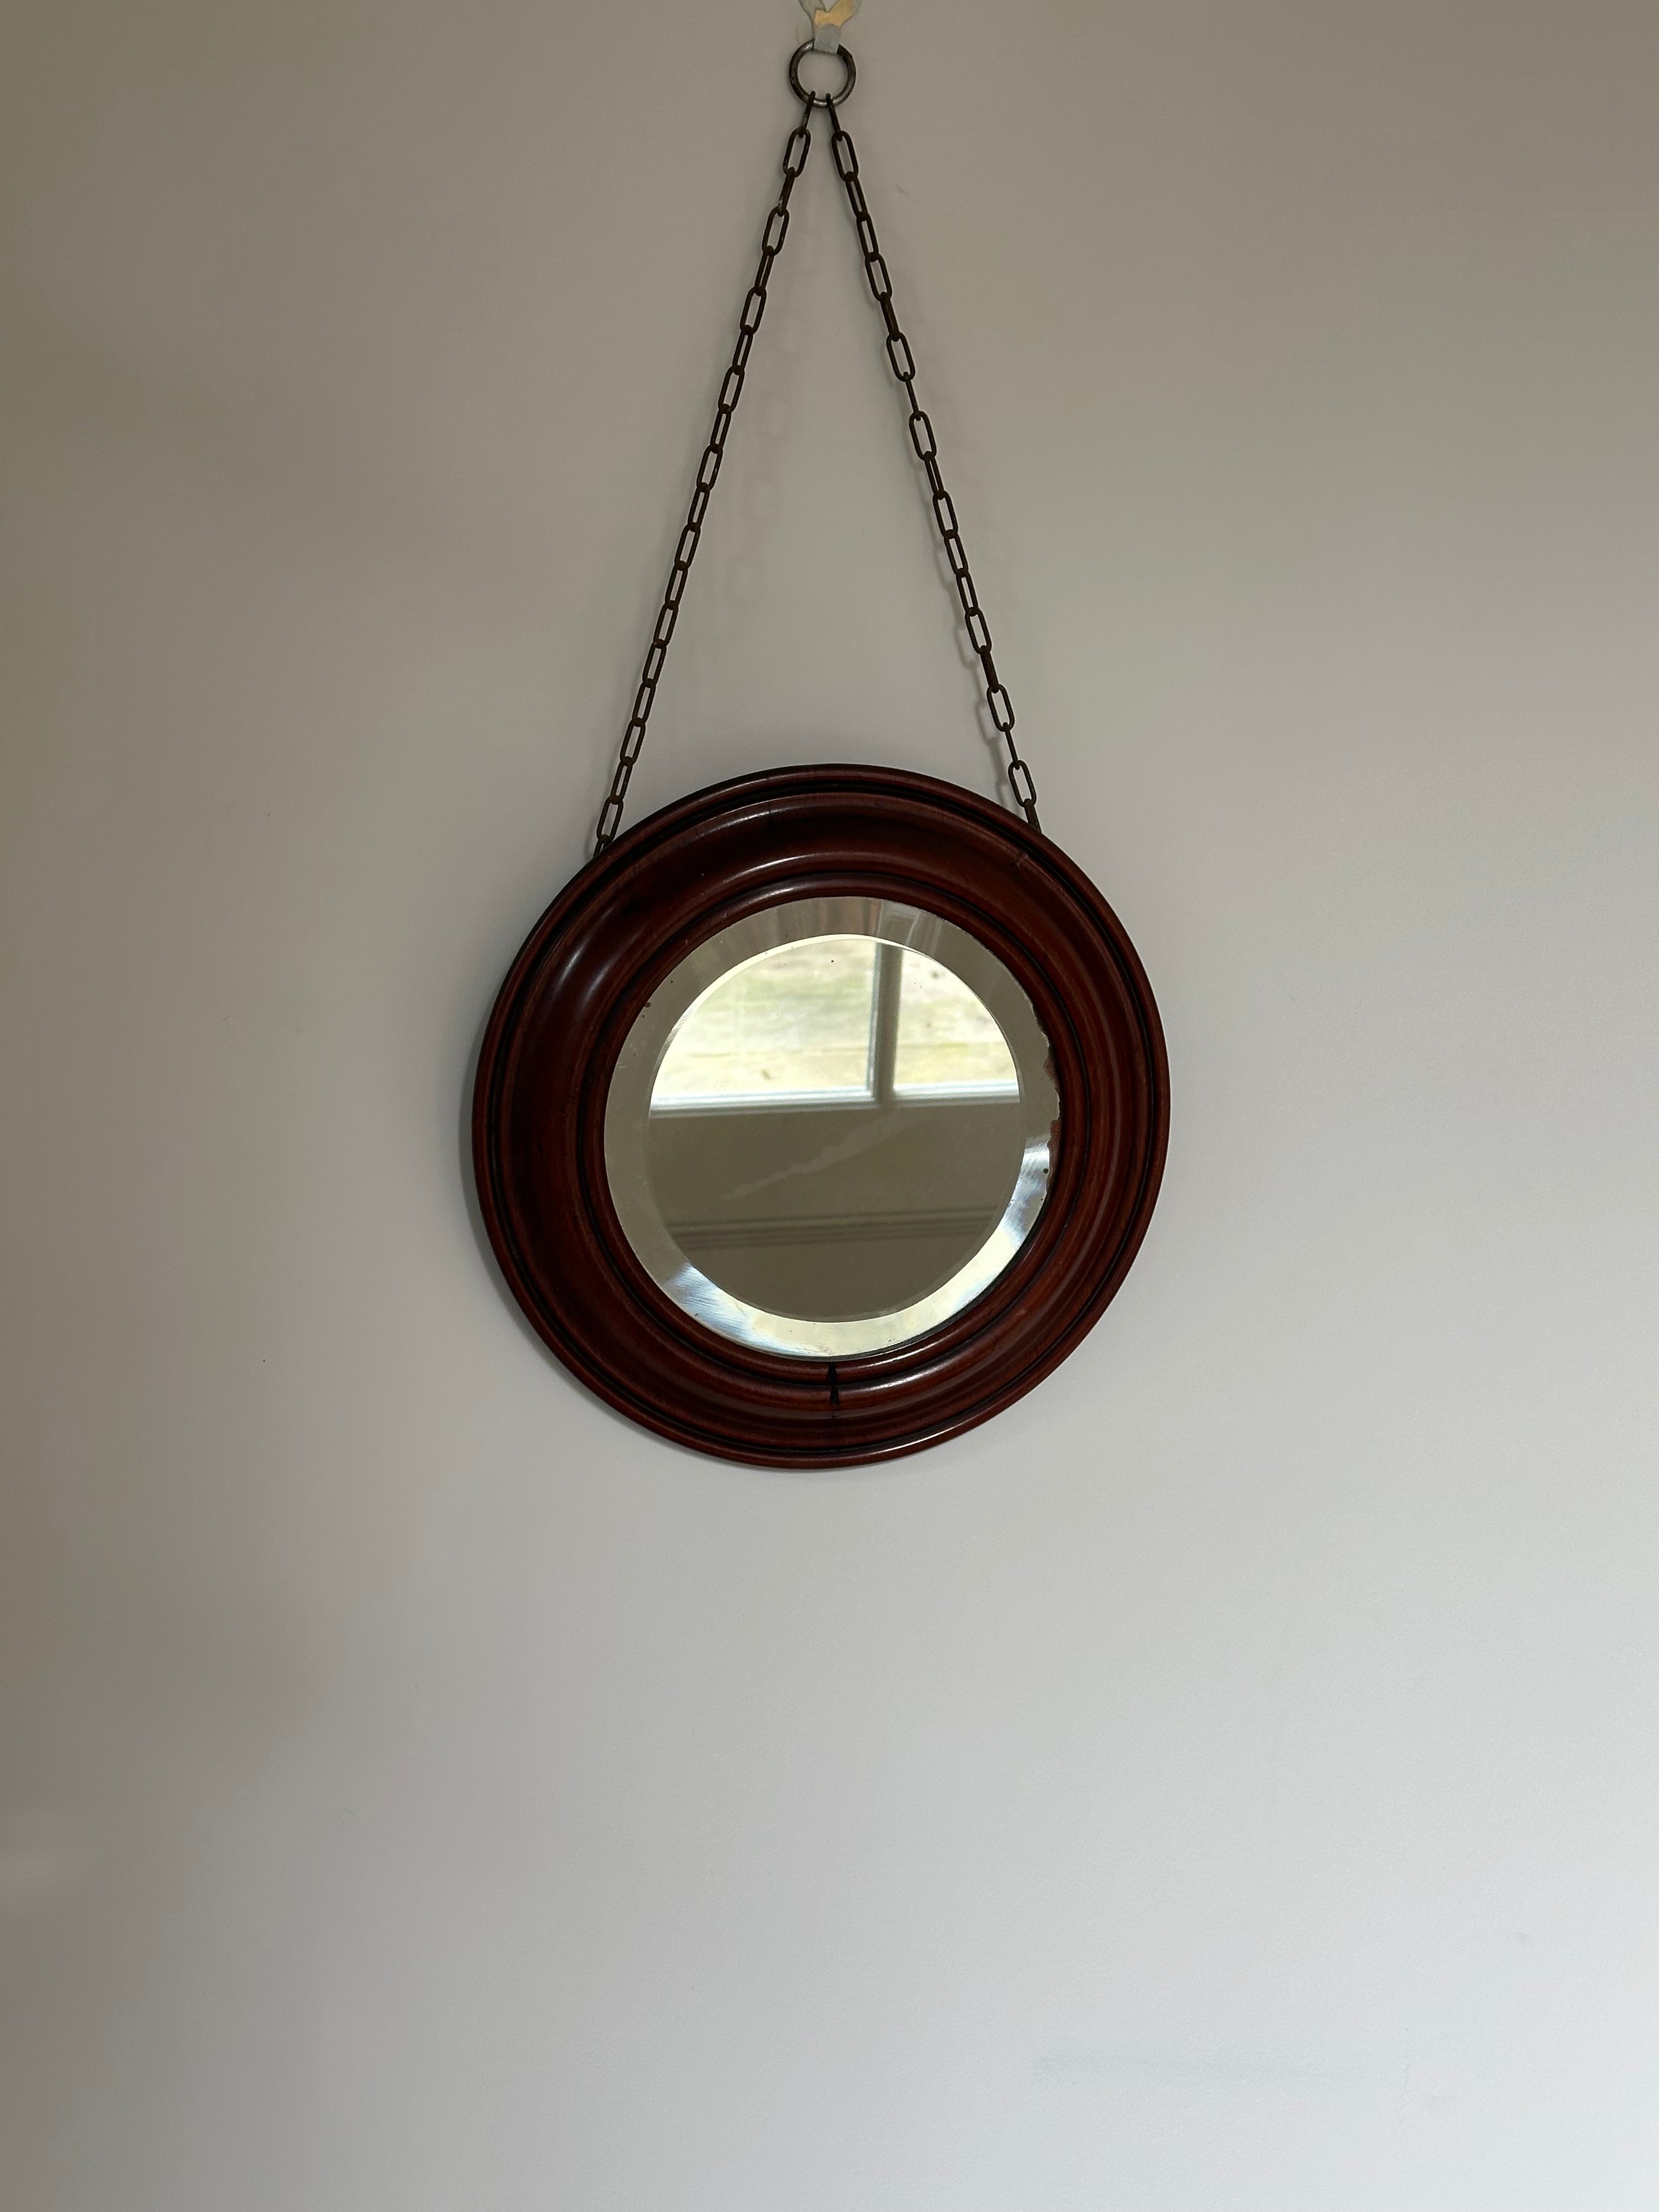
[650,936,1019,1116]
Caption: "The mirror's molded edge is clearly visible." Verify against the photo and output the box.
[471,765,1170,1468]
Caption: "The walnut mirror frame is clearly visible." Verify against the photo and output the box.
[472,764,1169,1468]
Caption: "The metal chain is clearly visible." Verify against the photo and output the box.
[594,50,1040,848]
[826,99,1039,830]
[595,103,815,850]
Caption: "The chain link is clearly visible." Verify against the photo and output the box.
[826,101,1039,831]
[595,105,815,850]
[595,55,1040,849]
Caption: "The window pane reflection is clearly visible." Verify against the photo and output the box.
[893,952,1019,1094]
[653,936,878,1103]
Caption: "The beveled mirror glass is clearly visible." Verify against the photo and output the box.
[605,897,1060,1356]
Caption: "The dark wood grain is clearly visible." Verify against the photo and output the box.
[472,766,1170,1467]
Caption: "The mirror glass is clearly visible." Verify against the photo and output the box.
[605,899,1059,1357]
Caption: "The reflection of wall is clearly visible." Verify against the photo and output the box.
[648,1096,1025,1319]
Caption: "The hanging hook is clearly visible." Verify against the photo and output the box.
[798,0,859,57]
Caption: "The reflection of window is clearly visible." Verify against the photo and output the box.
[653,938,877,1103]
[652,936,1018,1109]
[893,952,1018,1096]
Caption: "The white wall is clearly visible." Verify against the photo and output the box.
[3,3,1656,2206]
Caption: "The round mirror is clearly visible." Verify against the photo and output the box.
[605,899,1059,1356]
[473,764,1167,1466]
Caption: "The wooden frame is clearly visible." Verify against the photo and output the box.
[472,765,1169,1466]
